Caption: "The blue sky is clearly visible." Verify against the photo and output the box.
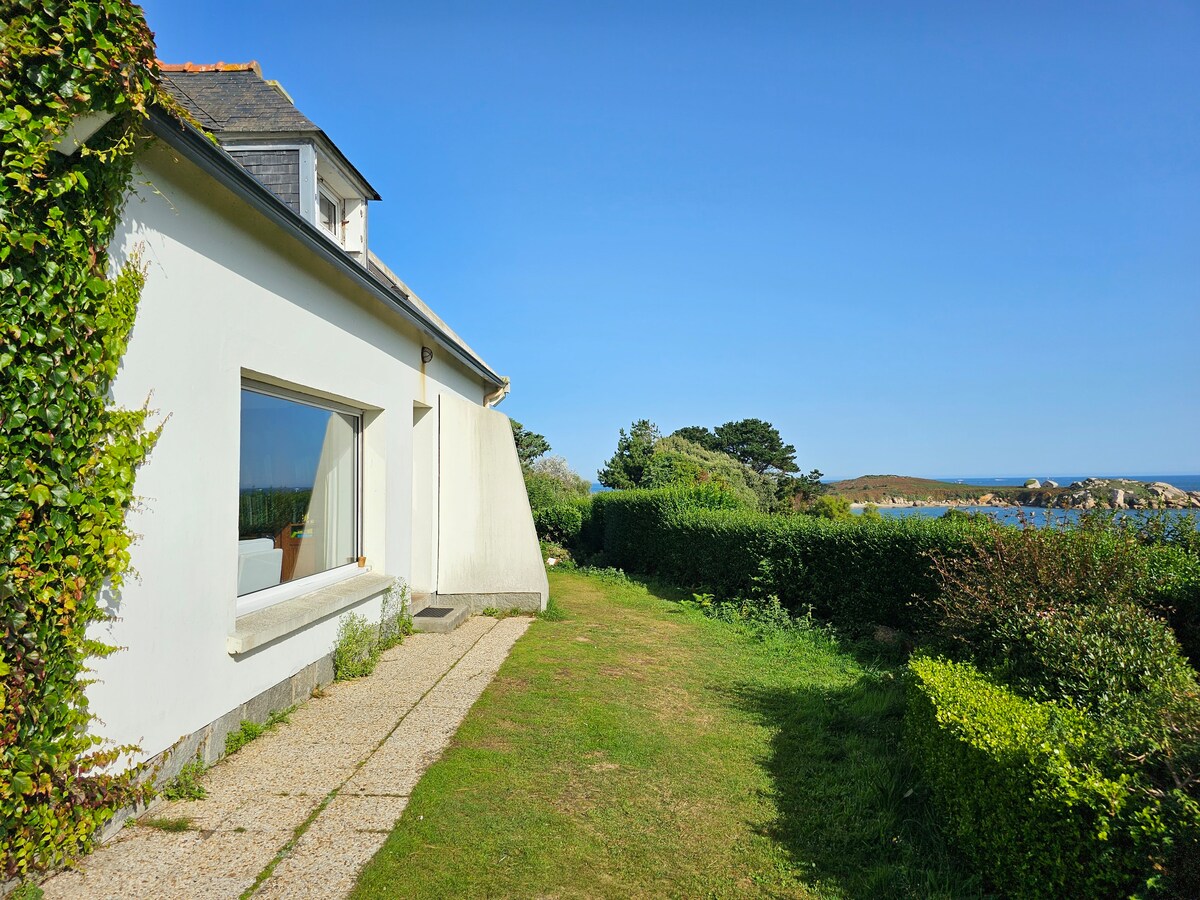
[142,1,1199,481]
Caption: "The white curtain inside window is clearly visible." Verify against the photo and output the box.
[294,411,356,580]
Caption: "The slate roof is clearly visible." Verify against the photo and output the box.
[160,62,318,134]
[159,62,380,200]
[147,66,501,386]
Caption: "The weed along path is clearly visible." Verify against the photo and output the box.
[352,571,975,899]
[40,616,531,900]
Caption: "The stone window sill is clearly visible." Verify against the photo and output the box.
[228,571,394,656]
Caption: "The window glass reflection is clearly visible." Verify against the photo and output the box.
[238,388,357,596]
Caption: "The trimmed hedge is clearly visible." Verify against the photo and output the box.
[532,501,584,544]
[584,488,1200,646]
[907,657,1190,898]
[585,487,982,632]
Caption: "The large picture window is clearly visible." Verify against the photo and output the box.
[237,384,360,599]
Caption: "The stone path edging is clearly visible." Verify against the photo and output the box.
[41,615,532,900]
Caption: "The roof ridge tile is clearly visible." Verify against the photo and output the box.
[158,61,262,76]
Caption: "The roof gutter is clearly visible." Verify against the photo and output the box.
[146,108,506,390]
[484,377,510,408]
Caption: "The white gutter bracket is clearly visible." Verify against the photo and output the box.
[484,377,510,408]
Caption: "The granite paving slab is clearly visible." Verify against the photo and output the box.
[41,613,532,899]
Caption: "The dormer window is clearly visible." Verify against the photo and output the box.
[159,64,379,267]
[318,189,341,242]
[316,161,366,261]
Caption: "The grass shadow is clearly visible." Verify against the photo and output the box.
[723,672,987,900]
[568,567,987,896]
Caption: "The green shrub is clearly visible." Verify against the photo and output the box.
[524,462,589,512]
[224,721,262,757]
[925,520,1200,716]
[378,579,412,652]
[161,755,207,802]
[906,657,1175,898]
[333,613,380,680]
[539,540,575,568]
[576,565,637,586]
[998,602,1193,720]
[9,882,44,900]
[532,502,584,544]
[687,591,831,643]
[1130,510,1200,558]
[805,495,853,520]
[1125,686,1200,896]
[1147,545,1200,665]
[332,580,413,679]
[585,484,747,578]
[642,435,776,510]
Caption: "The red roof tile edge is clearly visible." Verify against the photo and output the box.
[158,61,262,77]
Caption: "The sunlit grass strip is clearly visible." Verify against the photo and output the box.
[352,569,977,899]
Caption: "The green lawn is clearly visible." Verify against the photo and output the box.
[352,570,978,899]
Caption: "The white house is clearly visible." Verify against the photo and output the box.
[88,61,546,779]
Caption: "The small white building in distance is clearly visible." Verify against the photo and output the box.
[90,61,545,781]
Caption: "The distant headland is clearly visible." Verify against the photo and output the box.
[828,475,1200,510]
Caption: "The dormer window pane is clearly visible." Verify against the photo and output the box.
[319,191,339,239]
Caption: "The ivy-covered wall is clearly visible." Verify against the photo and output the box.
[0,0,163,876]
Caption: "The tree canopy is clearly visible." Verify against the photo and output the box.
[597,419,660,489]
[510,419,551,469]
[672,419,799,476]
[712,418,798,475]
[777,469,828,509]
[605,417,822,512]
[645,435,776,509]
[671,426,719,450]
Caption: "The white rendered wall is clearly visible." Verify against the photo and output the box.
[437,393,549,607]
[410,404,437,595]
[91,141,499,761]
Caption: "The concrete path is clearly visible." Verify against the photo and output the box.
[42,615,531,900]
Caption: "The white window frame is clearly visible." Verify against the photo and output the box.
[237,380,364,617]
[318,187,343,244]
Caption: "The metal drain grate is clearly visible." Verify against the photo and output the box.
[414,607,455,619]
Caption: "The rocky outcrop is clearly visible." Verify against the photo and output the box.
[841,477,1199,511]
[1051,478,1200,511]
[852,494,1020,509]
[1148,481,1192,505]
[850,478,1200,511]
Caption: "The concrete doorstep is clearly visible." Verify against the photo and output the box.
[410,605,470,634]
[40,614,532,900]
